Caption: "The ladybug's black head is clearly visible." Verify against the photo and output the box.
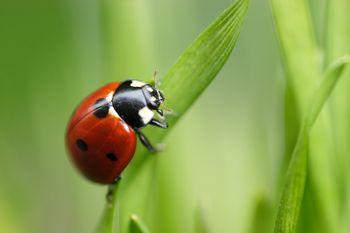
[142,84,165,110]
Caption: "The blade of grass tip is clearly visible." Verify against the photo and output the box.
[274,55,350,233]
[94,183,121,233]
[125,0,250,182]
[129,214,150,233]
[305,56,350,129]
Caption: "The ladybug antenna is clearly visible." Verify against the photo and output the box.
[153,70,160,89]
[162,107,177,117]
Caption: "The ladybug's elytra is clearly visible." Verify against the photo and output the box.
[65,79,168,184]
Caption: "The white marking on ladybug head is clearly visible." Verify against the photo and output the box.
[150,96,156,102]
[138,106,154,124]
[130,80,146,88]
[106,92,114,102]
[147,87,154,92]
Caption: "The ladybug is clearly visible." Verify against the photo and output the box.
[65,79,168,184]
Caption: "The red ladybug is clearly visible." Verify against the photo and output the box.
[66,80,168,184]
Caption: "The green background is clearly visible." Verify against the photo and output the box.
[0,0,335,233]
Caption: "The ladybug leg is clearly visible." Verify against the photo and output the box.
[150,118,168,129]
[106,176,121,203]
[135,129,157,153]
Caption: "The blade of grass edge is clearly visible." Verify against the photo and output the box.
[274,55,350,233]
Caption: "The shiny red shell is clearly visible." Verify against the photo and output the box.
[65,82,137,184]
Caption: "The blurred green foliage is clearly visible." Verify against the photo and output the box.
[1,0,349,233]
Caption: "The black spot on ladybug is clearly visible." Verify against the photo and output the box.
[93,98,109,118]
[106,152,118,161]
[76,139,88,151]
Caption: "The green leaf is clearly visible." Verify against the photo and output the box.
[271,0,343,232]
[325,1,350,229]
[129,214,150,233]
[95,0,250,232]
[270,0,321,190]
[325,0,350,64]
[305,56,350,129]
[274,55,350,233]
[270,0,321,114]
[160,0,249,122]
[126,0,250,187]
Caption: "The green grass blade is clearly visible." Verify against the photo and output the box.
[94,184,121,233]
[270,0,320,114]
[160,0,250,123]
[270,0,321,199]
[305,56,350,129]
[274,55,350,233]
[325,2,350,231]
[129,214,150,233]
[325,0,350,64]
[270,0,343,232]
[95,1,250,232]
[125,0,250,184]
